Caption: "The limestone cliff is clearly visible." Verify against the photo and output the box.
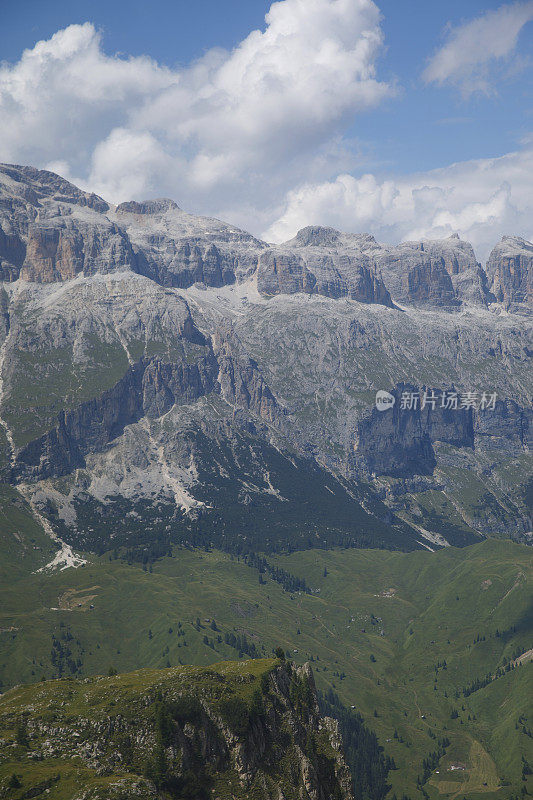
[486,236,533,314]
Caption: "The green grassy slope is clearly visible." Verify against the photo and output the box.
[0,485,55,581]
[1,658,351,800]
[0,507,531,800]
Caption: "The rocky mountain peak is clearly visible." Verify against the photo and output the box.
[257,228,394,306]
[486,235,533,313]
[0,162,531,561]
[0,659,355,800]
[0,163,531,312]
[115,198,181,215]
[501,234,532,245]
[0,163,109,213]
[293,225,343,247]
[364,234,485,308]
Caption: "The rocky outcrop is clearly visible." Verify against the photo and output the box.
[20,217,136,282]
[258,228,491,309]
[351,385,531,477]
[0,164,134,282]
[0,163,517,312]
[0,163,109,212]
[11,318,287,482]
[115,198,180,215]
[404,256,458,308]
[474,398,532,452]
[352,385,473,477]
[486,236,533,313]
[135,238,240,288]
[0,659,354,800]
[364,234,489,308]
[0,164,266,287]
[114,199,266,289]
[213,326,286,426]
[258,227,394,306]
[14,349,219,481]
[0,163,532,545]
[0,225,25,281]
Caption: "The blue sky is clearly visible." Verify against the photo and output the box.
[1,0,532,255]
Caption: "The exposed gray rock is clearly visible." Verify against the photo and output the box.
[0,164,493,308]
[0,164,130,282]
[0,163,109,212]
[352,386,472,477]
[474,398,532,452]
[115,198,180,215]
[258,228,491,309]
[257,227,393,306]
[14,348,219,481]
[0,164,531,546]
[113,200,266,289]
[1,661,355,800]
[20,213,136,282]
[486,236,533,313]
[360,233,490,308]
[351,386,531,478]
[213,325,285,426]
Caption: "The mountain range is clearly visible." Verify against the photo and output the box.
[0,163,530,561]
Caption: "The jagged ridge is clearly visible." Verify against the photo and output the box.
[0,658,354,800]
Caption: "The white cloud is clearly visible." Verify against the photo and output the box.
[0,23,174,168]
[264,144,533,259]
[423,1,533,95]
[0,1,391,212]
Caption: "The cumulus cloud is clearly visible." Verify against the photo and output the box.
[264,144,533,259]
[0,0,391,212]
[423,1,533,95]
[0,23,174,168]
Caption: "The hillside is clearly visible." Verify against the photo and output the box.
[0,658,354,800]
[1,499,531,799]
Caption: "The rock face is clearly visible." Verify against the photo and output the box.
[0,163,267,289]
[0,163,111,282]
[114,198,267,289]
[0,163,532,548]
[20,215,136,282]
[257,227,394,306]
[14,349,219,481]
[351,386,532,478]
[0,659,354,800]
[0,163,496,309]
[486,236,533,313]
[358,233,489,308]
[257,228,491,308]
[213,326,285,426]
[352,386,474,477]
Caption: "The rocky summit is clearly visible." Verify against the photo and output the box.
[0,163,531,562]
[0,658,354,800]
[486,236,533,314]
